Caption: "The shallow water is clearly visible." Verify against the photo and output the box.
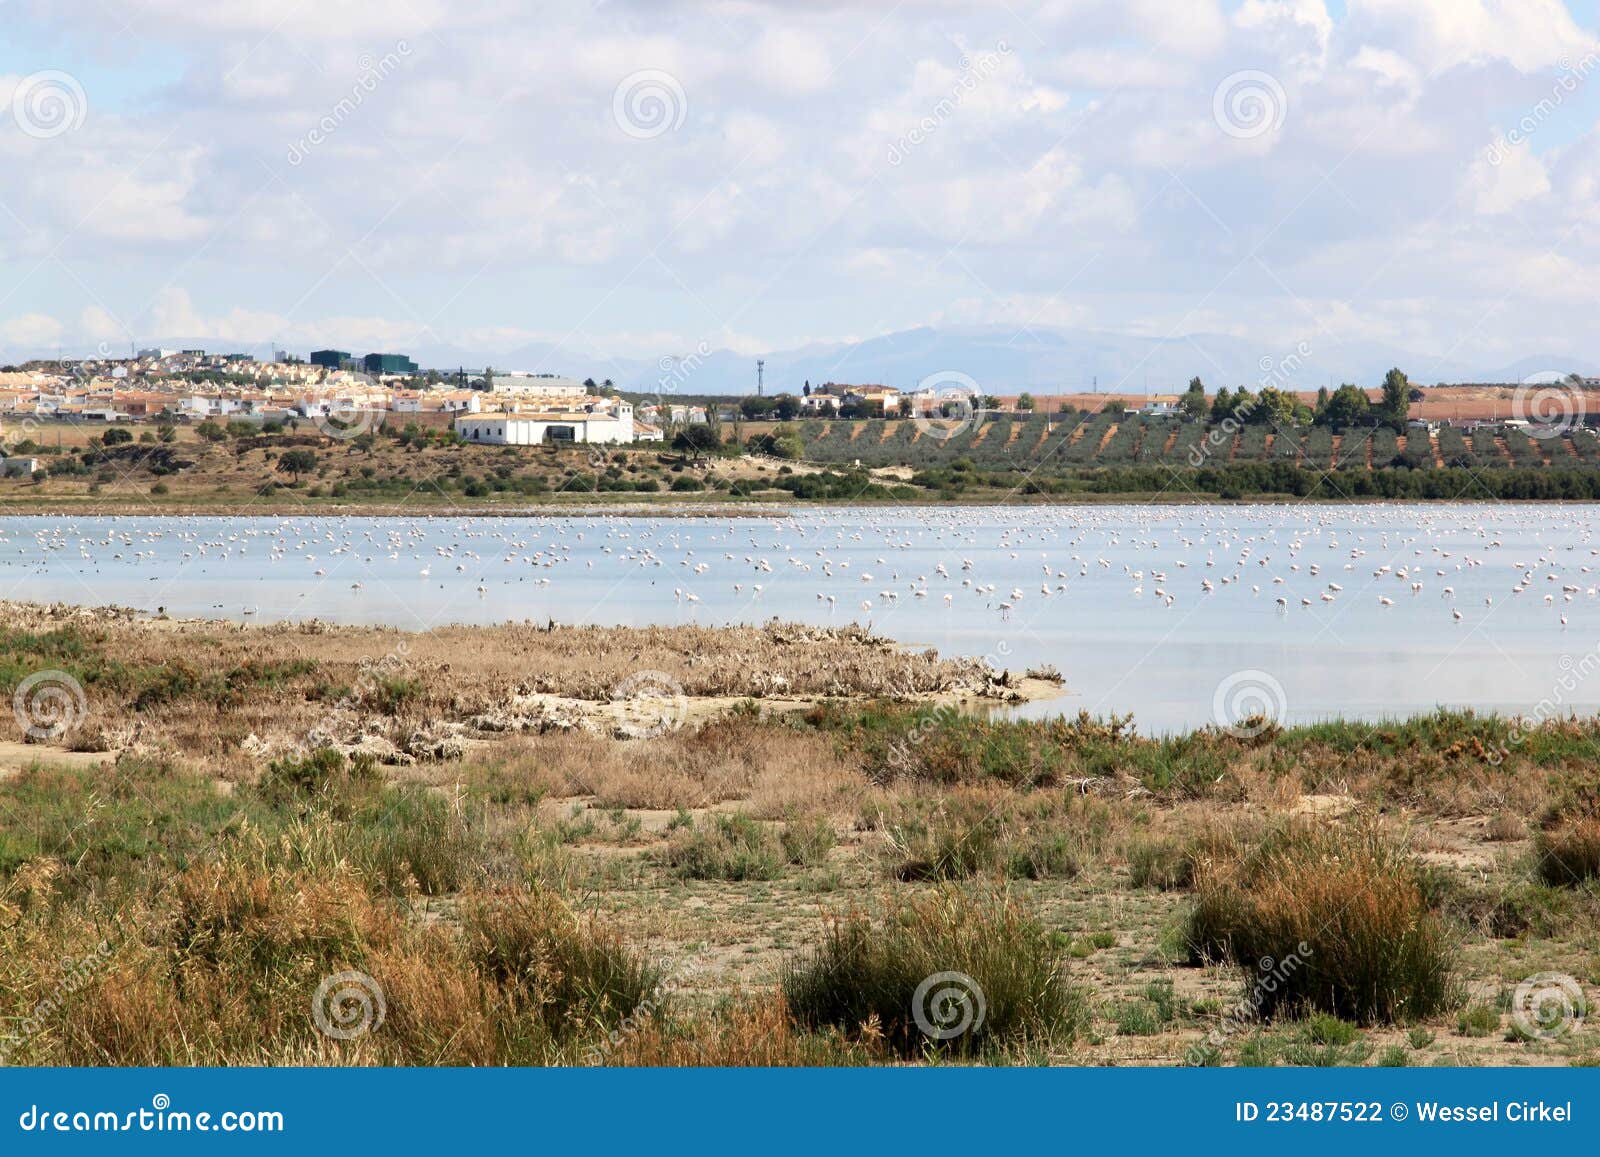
[7,504,1599,733]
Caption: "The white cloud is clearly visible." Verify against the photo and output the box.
[1467,139,1551,214]
[1346,0,1599,75]
[5,0,1600,368]
[0,313,65,349]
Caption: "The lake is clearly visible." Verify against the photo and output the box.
[6,503,1598,733]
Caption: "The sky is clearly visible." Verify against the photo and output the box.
[4,0,1600,375]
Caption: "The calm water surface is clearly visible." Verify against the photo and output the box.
[7,504,1599,732]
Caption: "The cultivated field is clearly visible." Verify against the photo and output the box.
[10,384,1600,514]
[798,412,1600,473]
[1,606,1596,1066]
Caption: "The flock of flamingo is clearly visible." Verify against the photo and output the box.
[0,506,1592,641]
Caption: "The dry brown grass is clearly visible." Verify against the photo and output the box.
[0,603,1013,766]
[0,852,661,1065]
[1187,822,1460,1025]
[4,615,1600,1068]
[1536,816,1600,886]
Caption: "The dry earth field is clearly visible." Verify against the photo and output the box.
[0,605,1597,1066]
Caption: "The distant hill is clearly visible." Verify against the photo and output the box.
[483,326,1594,396]
[15,325,1593,396]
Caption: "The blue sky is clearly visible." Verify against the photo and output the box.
[4,0,1600,374]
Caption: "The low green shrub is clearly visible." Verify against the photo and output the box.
[782,887,1082,1056]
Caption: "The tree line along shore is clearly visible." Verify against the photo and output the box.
[8,370,1600,510]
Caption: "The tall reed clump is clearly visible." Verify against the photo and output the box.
[1187,823,1458,1024]
[1534,817,1600,886]
[342,783,487,896]
[460,886,661,1042]
[1,854,661,1065]
[781,887,1081,1057]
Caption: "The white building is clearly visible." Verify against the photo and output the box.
[455,403,634,445]
[489,374,589,399]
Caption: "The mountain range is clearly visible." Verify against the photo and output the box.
[26,326,1593,396]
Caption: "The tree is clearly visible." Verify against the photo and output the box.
[1316,384,1372,430]
[740,396,776,419]
[483,366,494,392]
[196,420,227,443]
[102,427,133,445]
[583,378,598,392]
[773,394,800,421]
[1211,388,1256,423]
[1182,377,1207,420]
[802,381,811,397]
[1380,367,1410,430]
[1251,387,1299,426]
[1017,392,1036,411]
[1209,387,1232,423]
[748,431,803,459]
[673,425,721,454]
[276,449,318,479]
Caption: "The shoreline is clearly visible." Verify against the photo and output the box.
[7,494,1600,520]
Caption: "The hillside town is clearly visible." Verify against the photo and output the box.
[0,347,975,451]
[0,349,676,446]
[3,348,1597,473]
